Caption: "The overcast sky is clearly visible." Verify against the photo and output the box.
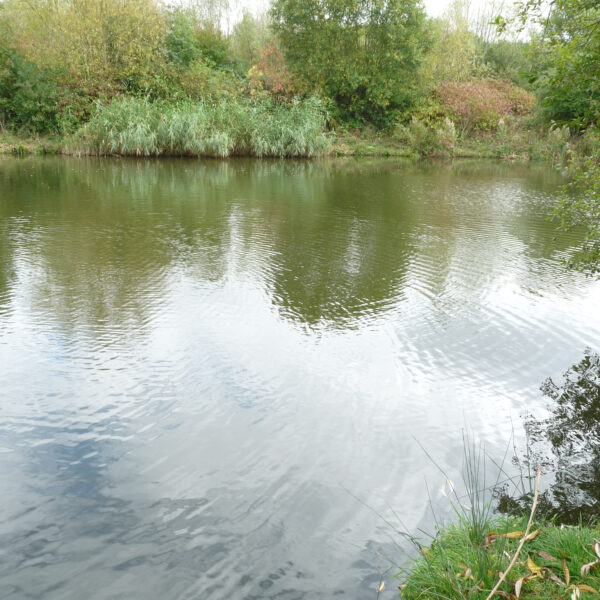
[229,0,493,20]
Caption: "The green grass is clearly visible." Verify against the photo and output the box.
[0,130,62,155]
[71,95,330,158]
[331,120,589,162]
[393,435,600,599]
[398,518,600,599]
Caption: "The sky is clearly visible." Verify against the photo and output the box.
[229,0,493,20]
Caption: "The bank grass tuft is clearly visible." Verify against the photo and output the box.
[397,437,600,599]
[398,517,600,599]
[71,95,330,158]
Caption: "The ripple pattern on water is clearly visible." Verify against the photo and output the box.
[0,158,599,599]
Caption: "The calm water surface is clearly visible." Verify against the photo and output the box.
[1,157,599,599]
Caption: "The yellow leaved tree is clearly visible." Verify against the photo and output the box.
[4,0,166,94]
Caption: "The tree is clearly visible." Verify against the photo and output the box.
[418,1,477,91]
[507,0,600,129]
[270,0,428,128]
[229,10,270,72]
[497,350,600,524]
[553,151,600,275]
[3,0,166,95]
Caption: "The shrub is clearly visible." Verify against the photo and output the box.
[436,117,457,153]
[0,46,89,134]
[249,41,296,100]
[435,79,535,134]
[394,117,456,156]
[408,117,440,155]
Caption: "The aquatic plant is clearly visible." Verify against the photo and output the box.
[72,95,329,158]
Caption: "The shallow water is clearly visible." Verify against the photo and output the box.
[1,157,599,599]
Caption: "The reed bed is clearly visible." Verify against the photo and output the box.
[73,95,330,158]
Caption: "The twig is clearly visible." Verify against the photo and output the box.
[484,466,542,600]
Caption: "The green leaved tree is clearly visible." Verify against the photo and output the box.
[270,0,428,129]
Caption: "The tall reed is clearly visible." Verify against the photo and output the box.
[72,95,330,158]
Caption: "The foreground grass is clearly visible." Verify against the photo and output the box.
[398,517,600,599]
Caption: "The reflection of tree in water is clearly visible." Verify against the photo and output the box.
[497,349,600,524]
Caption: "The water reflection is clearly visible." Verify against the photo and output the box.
[0,157,580,334]
[1,157,600,599]
[497,349,600,524]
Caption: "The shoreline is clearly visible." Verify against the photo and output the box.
[0,130,567,163]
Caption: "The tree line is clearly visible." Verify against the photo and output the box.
[0,0,596,135]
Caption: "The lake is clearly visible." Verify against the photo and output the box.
[1,157,599,599]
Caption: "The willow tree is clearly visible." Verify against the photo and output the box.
[3,0,166,94]
[270,0,428,128]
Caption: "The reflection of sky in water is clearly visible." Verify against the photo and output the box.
[0,158,599,599]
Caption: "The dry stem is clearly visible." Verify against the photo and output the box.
[484,466,542,600]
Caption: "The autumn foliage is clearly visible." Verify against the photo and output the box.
[249,41,296,99]
[435,79,535,133]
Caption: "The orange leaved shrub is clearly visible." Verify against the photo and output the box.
[249,41,296,99]
[435,79,535,133]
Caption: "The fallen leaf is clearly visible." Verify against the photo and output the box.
[527,557,543,576]
[547,569,566,586]
[515,577,524,598]
[503,531,526,539]
[525,529,540,541]
[564,558,571,586]
[577,584,599,594]
[538,550,559,562]
[580,560,599,578]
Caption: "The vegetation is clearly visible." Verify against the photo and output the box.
[270,0,428,128]
[0,0,598,265]
[397,348,600,599]
[399,517,600,600]
[1,0,600,594]
[74,95,329,158]
[0,0,554,141]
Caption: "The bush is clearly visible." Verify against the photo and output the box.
[436,117,457,153]
[393,116,457,156]
[0,46,89,134]
[249,41,297,100]
[74,94,330,158]
[435,79,535,134]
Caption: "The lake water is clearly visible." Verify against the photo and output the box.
[1,157,599,600]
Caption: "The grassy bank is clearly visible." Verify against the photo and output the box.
[1,100,594,164]
[0,130,62,155]
[1,122,584,163]
[332,121,587,162]
[398,517,600,599]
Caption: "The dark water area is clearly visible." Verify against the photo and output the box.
[1,157,599,599]
[496,349,600,525]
